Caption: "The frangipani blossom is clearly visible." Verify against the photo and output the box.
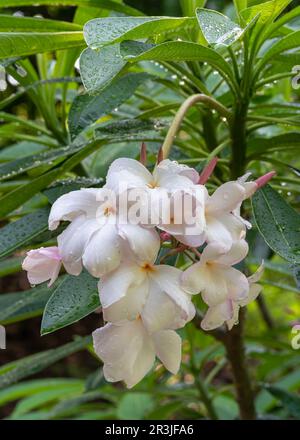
[93,319,182,388]
[105,158,199,194]
[106,157,206,241]
[48,187,161,278]
[181,241,249,307]
[201,263,264,331]
[100,258,195,326]
[22,246,62,287]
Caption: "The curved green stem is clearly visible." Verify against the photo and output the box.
[162,94,232,159]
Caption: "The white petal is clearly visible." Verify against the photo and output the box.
[103,279,149,322]
[156,159,199,183]
[152,330,182,374]
[82,223,121,277]
[201,300,233,331]
[221,266,249,303]
[99,262,146,309]
[48,188,99,230]
[118,224,160,264]
[239,283,262,306]
[105,158,152,193]
[248,262,264,284]
[216,240,249,266]
[181,262,208,295]
[150,265,192,319]
[206,181,245,215]
[142,281,194,333]
[205,213,245,248]
[93,321,143,384]
[57,216,99,276]
[199,266,230,306]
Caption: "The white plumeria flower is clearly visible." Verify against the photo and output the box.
[105,157,199,194]
[201,263,264,331]
[48,187,161,277]
[105,157,206,241]
[181,241,249,307]
[99,256,195,326]
[22,246,62,287]
[93,318,182,388]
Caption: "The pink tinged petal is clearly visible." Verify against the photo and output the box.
[150,265,192,319]
[99,262,146,309]
[206,181,245,215]
[198,157,218,185]
[48,188,99,230]
[105,157,152,192]
[118,224,160,264]
[22,246,62,287]
[201,300,233,331]
[57,216,99,276]
[216,240,249,266]
[82,223,121,277]
[142,281,194,333]
[152,330,182,374]
[255,171,276,189]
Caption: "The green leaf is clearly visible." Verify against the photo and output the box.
[0,207,49,258]
[0,285,52,325]
[0,119,165,218]
[68,72,151,138]
[83,16,196,48]
[43,177,103,204]
[2,0,141,16]
[247,132,300,157]
[241,0,292,26]
[0,256,23,277]
[0,378,83,407]
[11,384,83,418]
[0,14,82,32]
[252,184,300,264]
[196,8,243,45]
[0,141,46,163]
[122,41,236,89]
[0,32,85,59]
[259,29,300,66]
[117,393,155,420]
[0,336,92,388]
[264,386,300,419]
[79,45,126,94]
[234,0,247,15]
[41,271,100,335]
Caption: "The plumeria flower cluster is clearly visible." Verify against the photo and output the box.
[22,147,274,388]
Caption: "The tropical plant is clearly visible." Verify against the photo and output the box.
[0,0,300,421]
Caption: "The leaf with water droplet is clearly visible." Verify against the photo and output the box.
[252,184,300,265]
[41,271,100,335]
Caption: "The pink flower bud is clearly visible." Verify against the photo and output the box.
[160,231,171,242]
[255,171,276,189]
[140,142,147,165]
[198,157,218,185]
